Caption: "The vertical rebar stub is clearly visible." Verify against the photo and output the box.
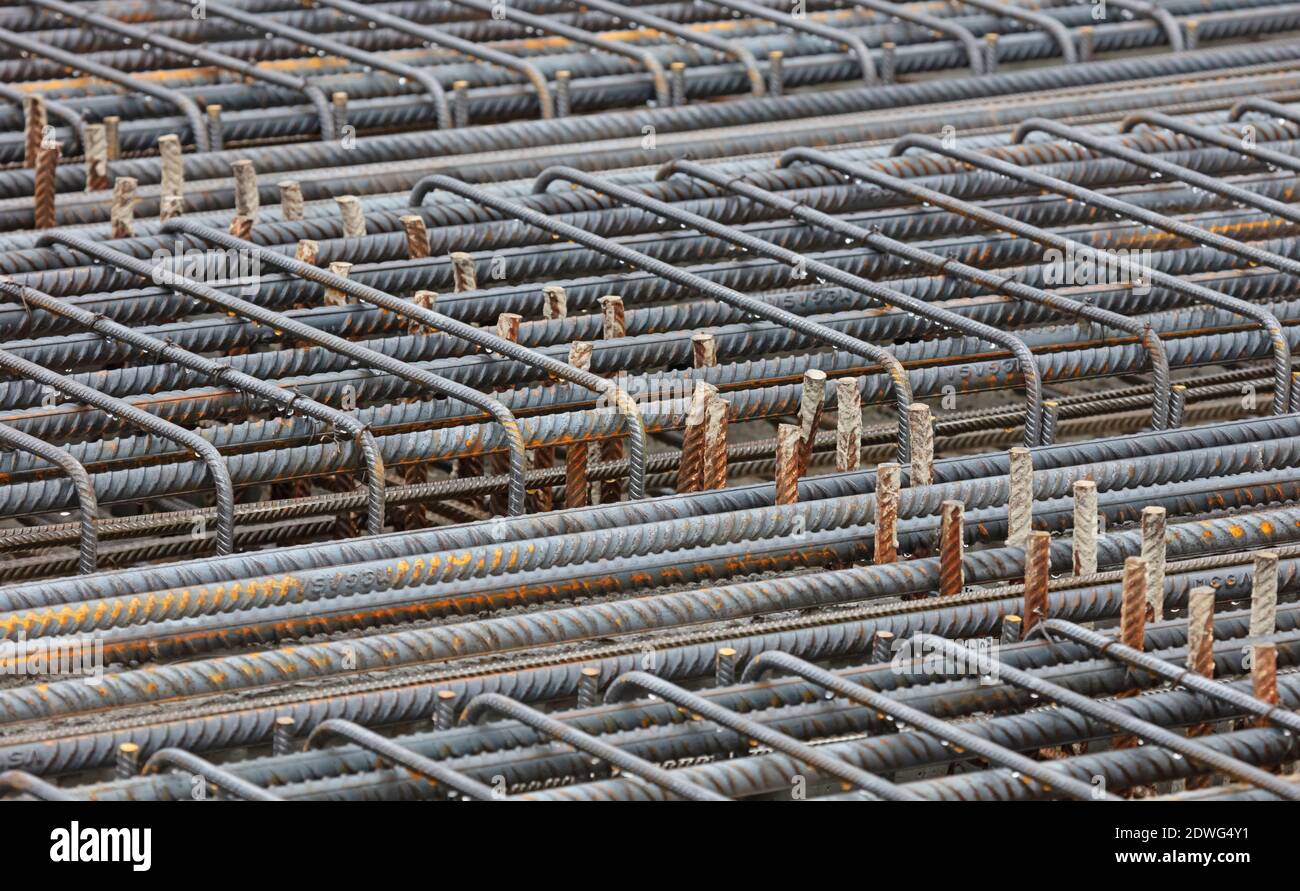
[116,742,140,779]
[939,500,964,598]
[795,368,826,478]
[1079,26,1095,62]
[702,397,729,491]
[1140,506,1167,621]
[206,104,224,152]
[576,667,601,709]
[542,284,567,321]
[496,312,522,343]
[874,462,900,564]
[835,377,861,474]
[159,133,184,203]
[1120,556,1149,652]
[555,69,572,117]
[767,50,784,96]
[599,294,625,339]
[677,380,718,495]
[1022,530,1051,633]
[159,194,184,223]
[1006,447,1033,547]
[1168,383,1187,428]
[871,629,896,664]
[331,91,349,135]
[691,333,717,368]
[110,176,136,239]
[450,252,477,292]
[104,115,120,161]
[1072,479,1098,576]
[279,180,305,221]
[83,123,109,192]
[230,158,258,221]
[1250,642,1278,719]
[452,80,471,128]
[597,298,625,505]
[1000,614,1023,644]
[774,423,801,506]
[908,403,933,486]
[324,261,353,306]
[33,142,60,230]
[983,33,999,75]
[400,214,430,259]
[23,95,47,168]
[669,61,687,107]
[1250,551,1279,637]
[407,290,438,335]
[1187,586,1216,678]
[272,715,296,756]
[434,688,458,730]
[336,195,366,237]
[295,239,320,266]
[881,42,897,83]
[565,341,593,509]
[715,647,737,686]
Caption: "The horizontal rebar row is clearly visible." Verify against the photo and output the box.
[4,15,1300,802]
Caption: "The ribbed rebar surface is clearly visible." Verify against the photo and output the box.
[1,0,1299,806]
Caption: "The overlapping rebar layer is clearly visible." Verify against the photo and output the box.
[2,0,1300,802]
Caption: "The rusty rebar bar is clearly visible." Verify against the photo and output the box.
[874,462,900,564]
[775,423,801,506]
[33,142,59,229]
[1022,530,1051,633]
[1142,506,1168,621]
[939,500,964,599]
